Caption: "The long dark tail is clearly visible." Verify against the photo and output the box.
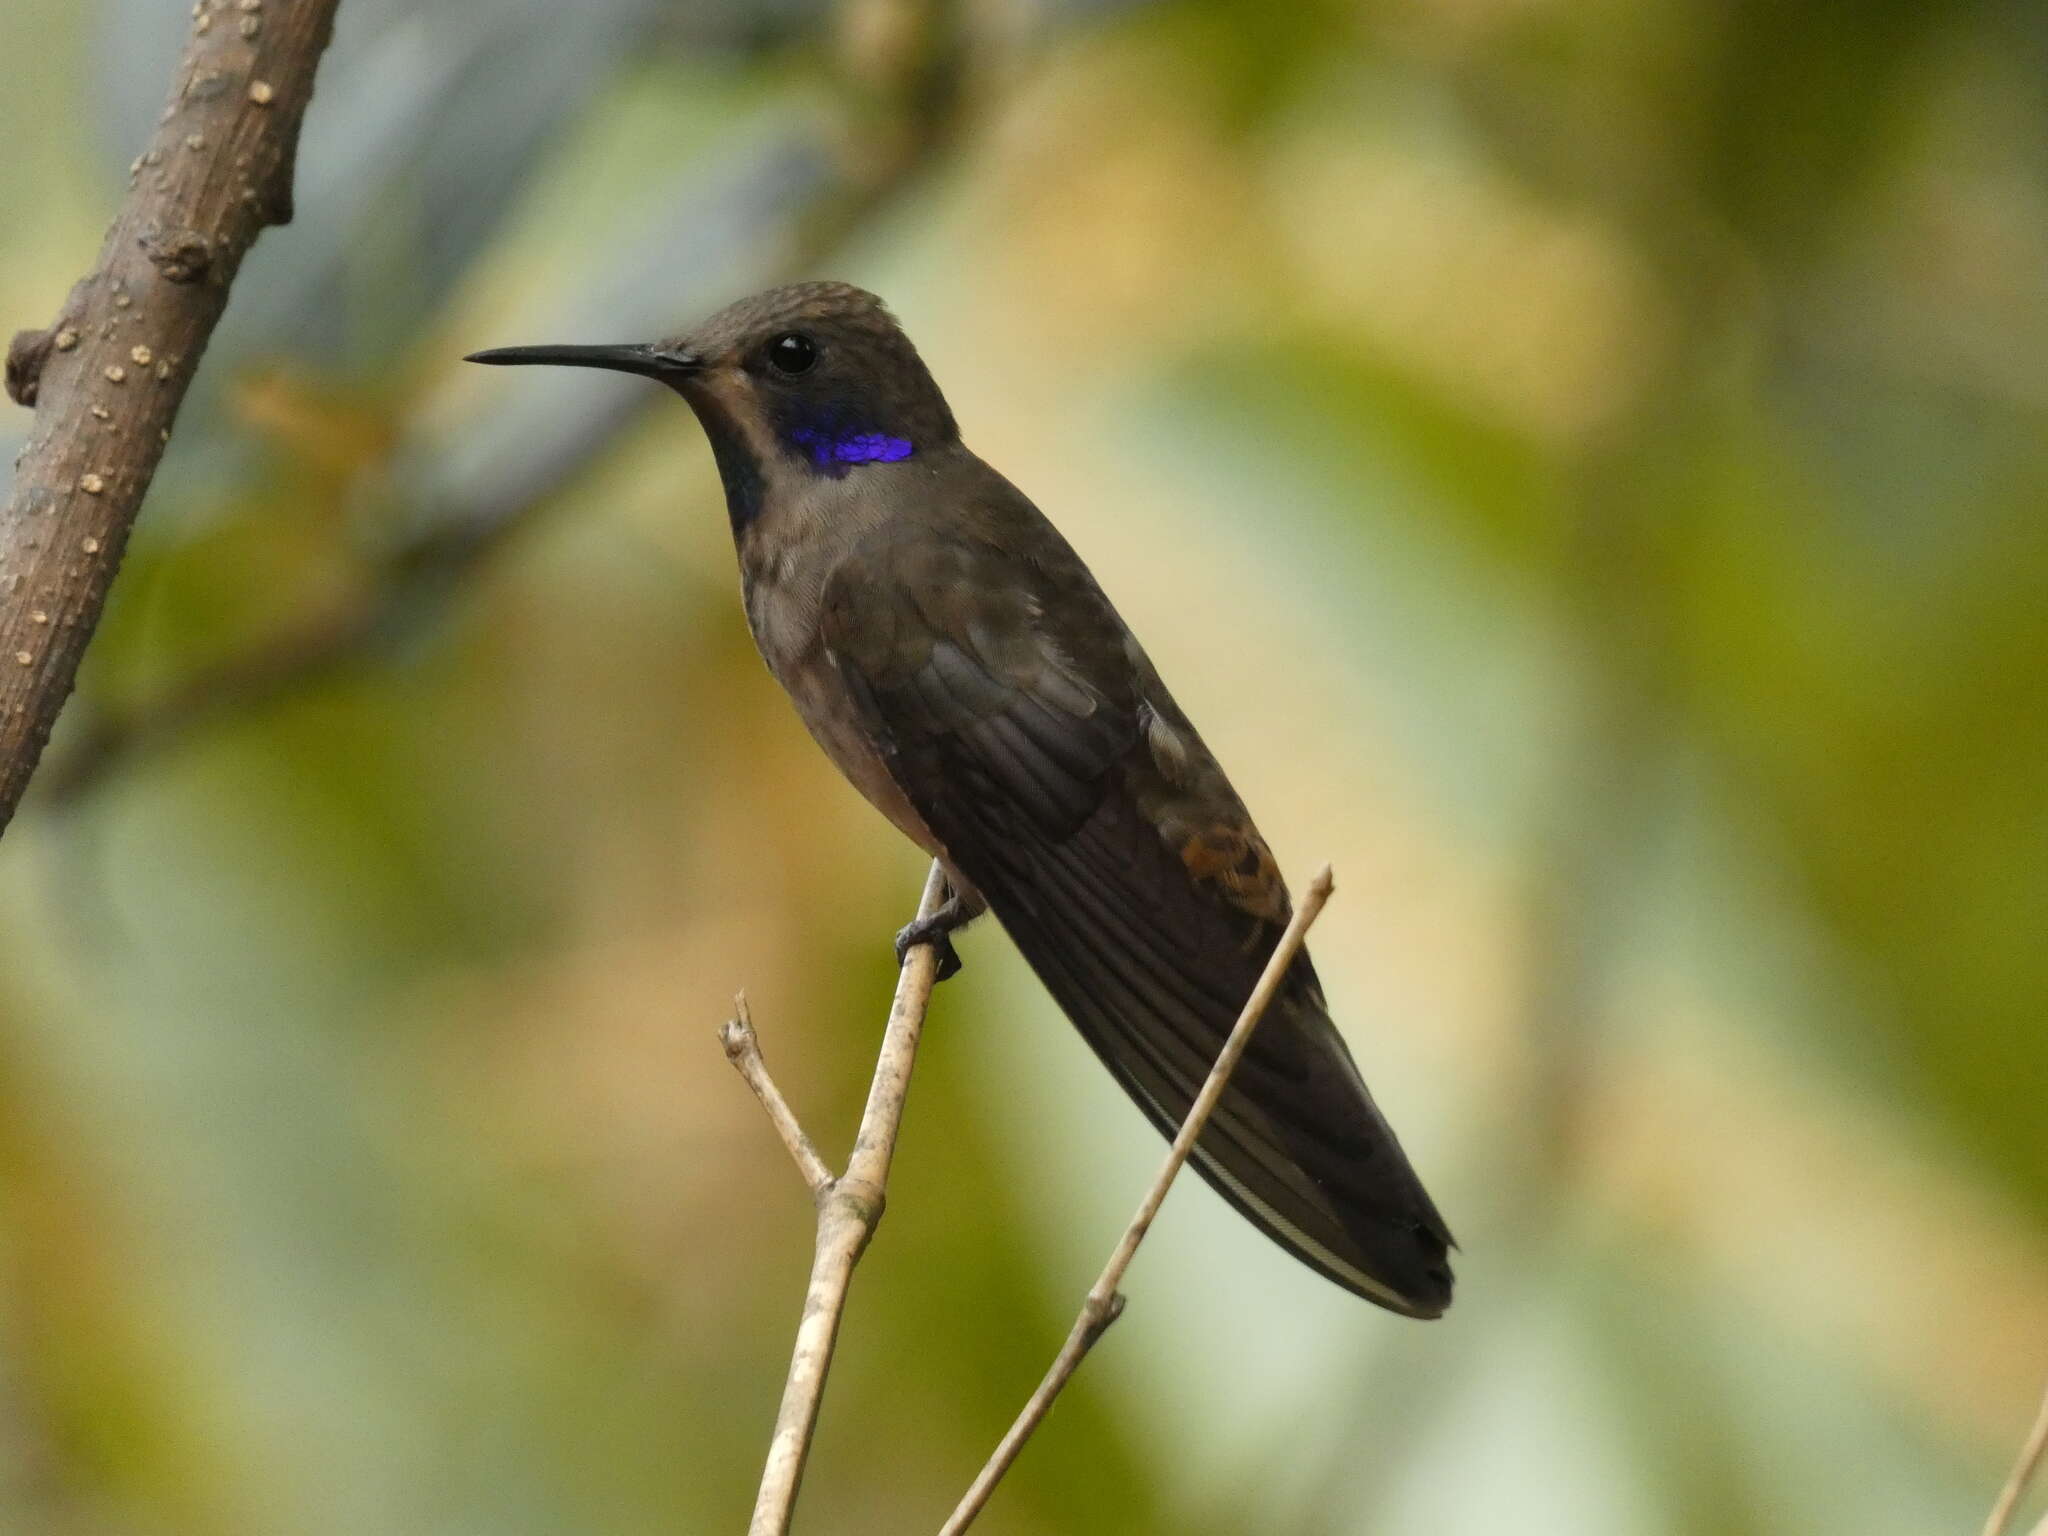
[972,795,1455,1315]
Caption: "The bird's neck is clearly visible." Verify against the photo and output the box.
[682,388,929,537]
[686,390,775,533]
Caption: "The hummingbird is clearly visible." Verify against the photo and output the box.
[468,283,1454,1316]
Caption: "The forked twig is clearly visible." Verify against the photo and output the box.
[725,861,949,1536]
[936,863,1337,1536]
[722,993,833,1197]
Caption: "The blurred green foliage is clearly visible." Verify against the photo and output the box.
[1,0,2044,1533]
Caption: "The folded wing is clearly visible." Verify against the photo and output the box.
[819,511,1453,1315]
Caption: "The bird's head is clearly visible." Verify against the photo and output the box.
[467,282,957,527]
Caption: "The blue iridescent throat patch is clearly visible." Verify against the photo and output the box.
[789,428,914,467]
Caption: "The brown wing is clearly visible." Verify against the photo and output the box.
[819,499,1453,1315]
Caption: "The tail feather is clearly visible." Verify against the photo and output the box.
[972,793,1455,1316]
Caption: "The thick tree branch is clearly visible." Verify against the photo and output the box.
[0,0,342,838]
[937,863,1337,1536]
[40,0,980,810]
[730,861,948,1536]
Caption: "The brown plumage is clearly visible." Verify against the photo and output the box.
[469,282,1455,1315]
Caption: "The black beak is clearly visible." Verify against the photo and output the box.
[463,342,701,379]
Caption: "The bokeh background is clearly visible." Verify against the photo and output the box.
[3,0,2046,1532]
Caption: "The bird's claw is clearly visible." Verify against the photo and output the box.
[895,914,963,982]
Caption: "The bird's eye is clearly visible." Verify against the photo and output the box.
[767,333,818,374]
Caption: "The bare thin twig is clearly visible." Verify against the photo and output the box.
[937,863,1338,1536]
[732,861,949,1536]
[721,992,834,1198]
[0,0,341,838]
[1984,1376,2048,1536]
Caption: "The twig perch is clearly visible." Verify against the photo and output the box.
[0,0,342,839]
[937,863,1337,1536]
[1983,1376,2048,1536]
[725,861,949,1536]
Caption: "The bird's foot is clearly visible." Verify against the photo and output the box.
[893,883,985,983]
[895,913,962,982]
